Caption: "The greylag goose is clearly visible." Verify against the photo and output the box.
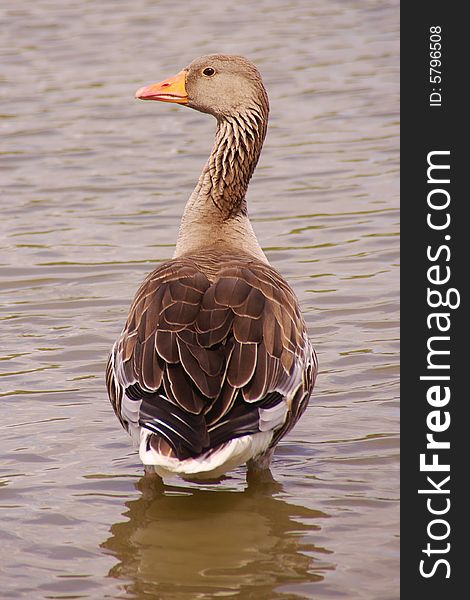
[106,55,318,481]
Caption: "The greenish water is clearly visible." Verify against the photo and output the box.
[0,1,399,598]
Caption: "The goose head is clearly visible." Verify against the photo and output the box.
[135,54,269,120]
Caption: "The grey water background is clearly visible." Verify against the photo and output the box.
[0,1,399,598]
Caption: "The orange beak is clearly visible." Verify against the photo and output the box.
[135,70,188,104]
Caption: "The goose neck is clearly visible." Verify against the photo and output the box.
[174,108,268,261]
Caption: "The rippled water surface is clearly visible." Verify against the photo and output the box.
[1,1,399,598]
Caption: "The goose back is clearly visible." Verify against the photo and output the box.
[106,250,317,462]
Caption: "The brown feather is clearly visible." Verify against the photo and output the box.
[242,341,267,402]
[232,313,263,344]
[142,335,163,391]
[263,313,283,358]
[162,301,200,329]
[196,310,233,347]
[176,337,222,398]
[205,381,237,425]
[196,306,230,332]
[166,363,207,414]
[232,287,265,319]
[183,340,224,377]
[155,330,179,363]
[122,331,137,362]
[214,276,251,306]
[227,341,257,388]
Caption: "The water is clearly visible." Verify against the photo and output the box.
[0,1,399,598]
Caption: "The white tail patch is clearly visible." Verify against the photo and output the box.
[139,430,273,480]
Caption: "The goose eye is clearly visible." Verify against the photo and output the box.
[202,67,215,76]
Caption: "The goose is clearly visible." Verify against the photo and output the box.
[106,55,318,482]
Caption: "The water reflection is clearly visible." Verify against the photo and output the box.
[102,478,333,598]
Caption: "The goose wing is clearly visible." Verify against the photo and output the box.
[106,255,317,459]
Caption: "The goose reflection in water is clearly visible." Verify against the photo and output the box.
[101,477,333,598]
